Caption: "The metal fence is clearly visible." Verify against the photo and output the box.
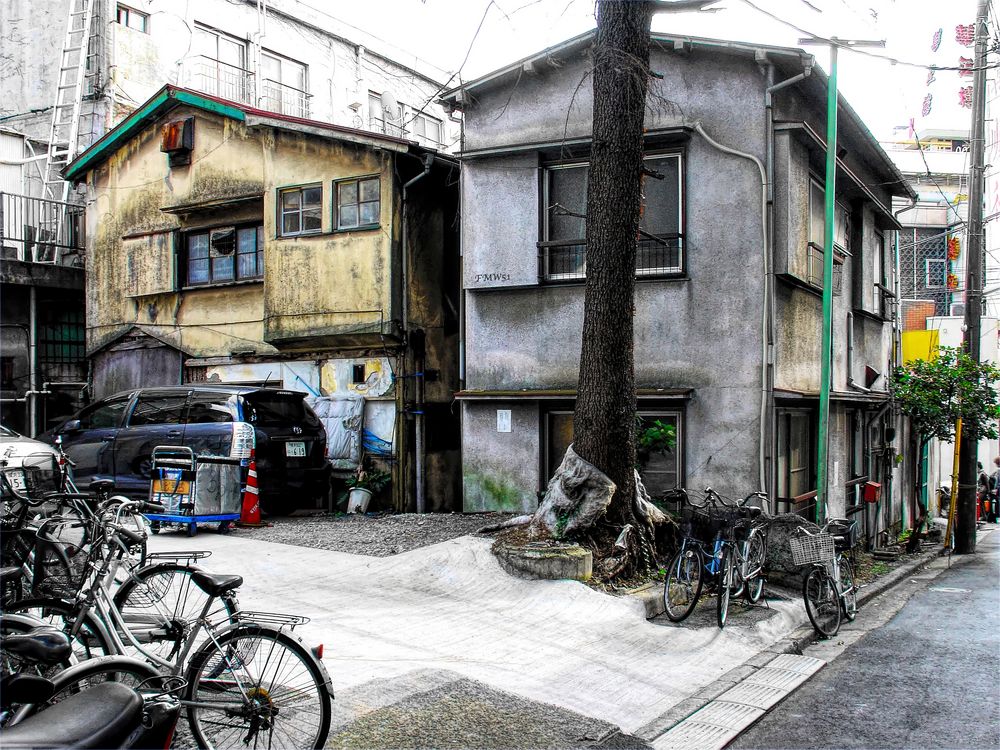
[538,235,684,282]
[0,192,85,265]
[185,57,312,119]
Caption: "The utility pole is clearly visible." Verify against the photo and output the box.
[799,37,884,523]
[955,0,989,554]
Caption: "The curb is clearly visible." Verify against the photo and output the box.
[635,543,949,744]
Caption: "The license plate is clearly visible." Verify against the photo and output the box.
[5,470,26,491]
[285,441,306,457]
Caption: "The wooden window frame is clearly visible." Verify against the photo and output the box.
[334,175,381,231]
[278,184,323,237]
[182,223,263,288]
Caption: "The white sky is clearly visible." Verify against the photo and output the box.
[316,0,981,141]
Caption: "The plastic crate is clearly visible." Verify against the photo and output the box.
[789,532,835,566]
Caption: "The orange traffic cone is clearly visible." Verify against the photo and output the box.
[237,451,268,527]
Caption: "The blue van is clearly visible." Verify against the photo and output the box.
[41,386,329,514]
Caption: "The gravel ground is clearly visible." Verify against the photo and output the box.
[218,512,517,557]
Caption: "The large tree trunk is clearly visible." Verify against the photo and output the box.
[570,0,655,577]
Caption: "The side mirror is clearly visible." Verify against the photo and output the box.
[62,419,82,433]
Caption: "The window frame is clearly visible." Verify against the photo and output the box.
[541,406,684,497]
[539,151,685,283]
[116,4,149,33]
[925,257,946,289]
[259,49,309,117]
[775,407,815,514]
[334,174,381,232]
[182,222,264,288]
[277,184,324,238]
[872,230,886,313]
[805,178,847,293]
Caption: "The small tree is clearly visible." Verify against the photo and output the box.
[893,347,1000,443]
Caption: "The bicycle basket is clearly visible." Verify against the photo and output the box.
[789,532,835,566]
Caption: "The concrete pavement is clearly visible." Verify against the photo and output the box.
[149,529,805,742]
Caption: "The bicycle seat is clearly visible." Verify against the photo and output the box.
[1,681,142,749]
[2,627,72,666]
[739,506,763,520]
[88,478,115,495]
[192,570,243,597]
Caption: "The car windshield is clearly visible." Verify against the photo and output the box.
[243,392,310,425]
[0,424,20,439]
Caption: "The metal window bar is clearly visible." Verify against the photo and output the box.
[537,234,683,282]
[258,78,311,118]
[0,192,85,265]
[186,56,254,106]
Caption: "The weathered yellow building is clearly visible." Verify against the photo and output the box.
[66,86,460,511]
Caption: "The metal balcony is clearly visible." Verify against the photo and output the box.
[0,192,85,267]
[184,57,311,119]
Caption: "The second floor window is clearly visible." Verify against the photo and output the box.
[192,25,248,103]
[541,153,683,281]
[117,4,148,33]
[926,258,946,288]
[260,52,308,117]
[336,176,380,230]
[185,225,263,286]
[279,186,323,236]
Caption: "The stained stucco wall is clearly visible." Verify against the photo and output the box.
[460,47,770,506]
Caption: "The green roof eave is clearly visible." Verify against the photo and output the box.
[64,87,247,182]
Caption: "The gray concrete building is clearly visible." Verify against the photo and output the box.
[442,32,916,540]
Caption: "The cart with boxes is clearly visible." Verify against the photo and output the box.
[146,446,242,536]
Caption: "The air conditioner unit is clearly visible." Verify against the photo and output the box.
[950,302,965,316]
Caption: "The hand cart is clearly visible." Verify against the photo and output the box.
[146,446,242,536]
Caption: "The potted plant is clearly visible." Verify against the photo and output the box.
[345,464,391,513]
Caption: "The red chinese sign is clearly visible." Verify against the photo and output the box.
[956,23,975,47]
[922,94,933,116]
[960,86,974,108]
[959,56,974,77]
[927,70,937,86]
[948,237,961,260]
[947,273,960,290]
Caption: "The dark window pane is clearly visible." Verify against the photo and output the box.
[359,178,379,202]
[547,165,587,241]
[188,234,209,259]
[640,156,680,236]
[303,186,322,207]
[282,190,300,210]
[282,213,300,235]
[237,227,256,253]
[302,206,322,231]
[238,250,257,279]
[185,393,235,424]
[243,392,316,425]
[129,395,188,426]
[546,412,574,478]
[359,200,379,225]
[212,254,234,281]
[79,398,129,429]
[339,181,358,206]
[188,258,209,284]
[339,205,358,228]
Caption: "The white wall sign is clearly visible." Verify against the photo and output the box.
[496,409,512,433]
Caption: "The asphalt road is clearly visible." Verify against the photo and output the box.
[732,532,1000,750]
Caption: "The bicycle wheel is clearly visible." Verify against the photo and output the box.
[803,567,841,637]
[184,624,333,750]
[744,532,766,604]
[838,555,858,622]
[4,598,112,662]
[113,563,239,661]
[717,546,733,628]
[663,546,703,622]
[8,655,161,726]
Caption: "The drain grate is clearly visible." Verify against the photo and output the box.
[652,654,826,750]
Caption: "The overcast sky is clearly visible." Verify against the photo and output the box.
[317,0,979,141]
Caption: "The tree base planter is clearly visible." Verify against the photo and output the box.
[494,541,593,581]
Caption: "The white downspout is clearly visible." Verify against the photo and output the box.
[692,122,768,492]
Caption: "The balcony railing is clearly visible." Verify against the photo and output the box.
[184,57,312,119]
[0,192,85,266]
[537,234,684,282]
[367,115,445,149]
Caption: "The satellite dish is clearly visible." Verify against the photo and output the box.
[380,90,400,121]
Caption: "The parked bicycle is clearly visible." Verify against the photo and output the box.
[663,488,770,628]
[8,497,334,748]
[790,518,859,637]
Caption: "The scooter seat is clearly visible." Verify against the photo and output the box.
[1,681,142,749]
